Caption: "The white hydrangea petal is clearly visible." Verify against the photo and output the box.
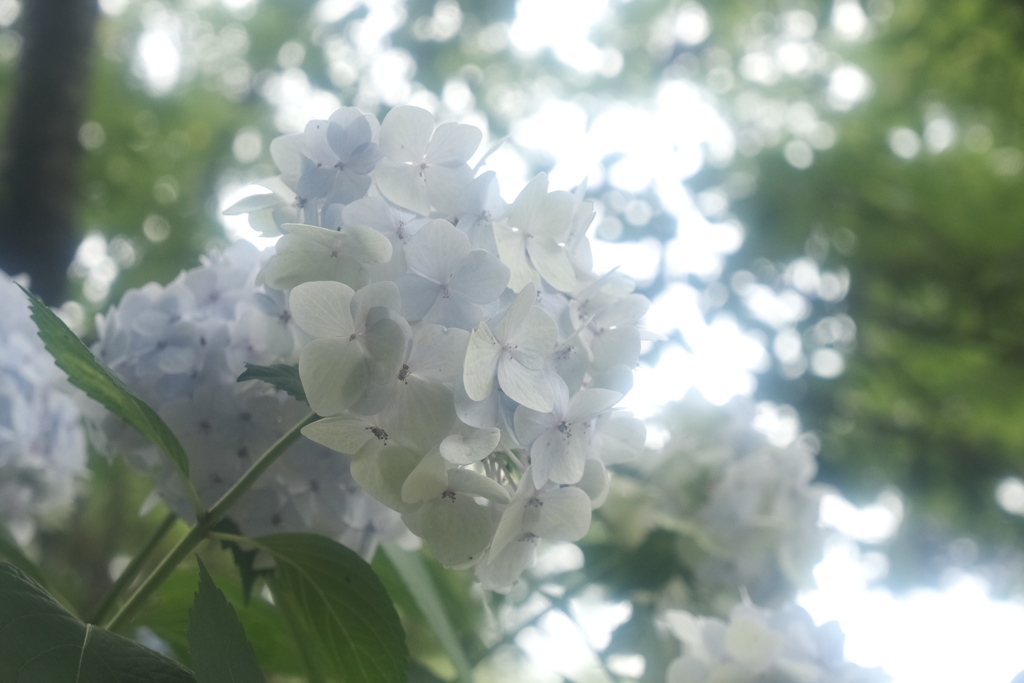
[403,494,494,568]
[263,231,368,290]
[290,281,355,339]
[577,458,609,508]
[454,378,500,429]
[498,360,553,413]
[339,224,394,266]
[440,427,501,465]
[512,405,552,447]
[726,615,782,671]
[506,308,558,369]
[593,413,646,465]
[350,446,421,512]
[398,273,443,321]
[401,448,449,504]
[526,237,577,293]
[298,337,370,415]
[269,132,305,177]
[493,282,537,342]
[590,326,641,370]
[223,193,280,215]
[530,422,589,487]
[490,498,527,558]
[523,486,592,542]
[381,376,455,450]
[448,468,511,504]
[424,164,474,215]
[493,222,536,293]
[301,414,376,454]
[567,387,622,421]
[405,219,471,281]
[507,173,549,228]
[351,280,401,322]
[476,534,537,593]
[363,316,407,382]
[448,250,510,305]
[376,161,431,215]
[426,121,482,165]
[379,105,433,162]
[408,324,469,381]
[463,323,501,401]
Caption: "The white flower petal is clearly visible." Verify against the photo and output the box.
[290,281,355,338]
[476,534,537,593]
[448,468,511,504]
[426,121,482,165]
[424,164,475,215]
[566,387,622,421]
[523,485,592,542]
[440,427,501,465]
[577,458,609,508]
[351,280,402,322]
[379,105,433,162]
[463,323,501,401]
[498,360,553,413]
[301,414,375,454]
[380,376,455,451]
[376,161,431,215]
[526,237,577,293]
[403,494,494,568]
[512,406,552,447]
[449,250,510,305]
[593,413,645,465]
[350,445,421,512]
[493,282,537,342]
[493,221,537,293]
[405,219,471,282]
[298,337,370,415]
[408,324,469,381]
[401,448,449,504]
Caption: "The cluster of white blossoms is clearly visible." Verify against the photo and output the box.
[664,603,887,683]
[0,271,86,545]
[226,105,650,590]
[612,401,825,604]
[85,241,398,556]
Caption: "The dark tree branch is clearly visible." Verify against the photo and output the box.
[0,0,99,304]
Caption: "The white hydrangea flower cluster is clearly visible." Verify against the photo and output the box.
[0,270,87,545]
[613,401,825,603]
[227,105,650,590]
[86,241,398,556]
[664,603,888,683]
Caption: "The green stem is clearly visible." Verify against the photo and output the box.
[103,412,317,632]
[89,510,178,625]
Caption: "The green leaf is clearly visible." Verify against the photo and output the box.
[381,543,474,683]
[252,533,407,683]
[0,562,196,682]
[188,558,265,683]
[18,285,200,511]
[237,363,307,403]
[213,518,273,604]
[0,525,49,591]
[139,568,305,678]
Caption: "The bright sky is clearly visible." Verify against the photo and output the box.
[130,0,1024,680]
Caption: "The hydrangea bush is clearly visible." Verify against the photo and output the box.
[0,270,86,545]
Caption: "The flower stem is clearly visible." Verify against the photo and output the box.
[103,412,317,632]
[89,510,178,625]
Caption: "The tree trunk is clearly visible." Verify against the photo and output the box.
[0,0,98,304]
